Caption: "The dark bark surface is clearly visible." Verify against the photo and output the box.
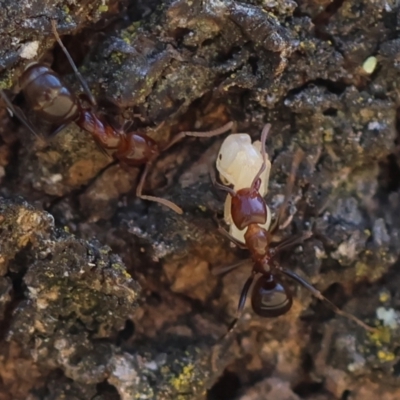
[1,0,400,399]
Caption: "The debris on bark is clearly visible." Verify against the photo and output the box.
[1,0,400,399]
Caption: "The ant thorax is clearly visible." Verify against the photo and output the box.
[216,133,272,243]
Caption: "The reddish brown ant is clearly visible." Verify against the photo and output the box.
[0,20,233,214]
[213,124,375,332]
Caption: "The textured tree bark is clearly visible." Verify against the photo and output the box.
[1,0,400,399]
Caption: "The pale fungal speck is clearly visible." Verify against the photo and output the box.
[49,174,63,183]
[19,41,40,59]
[367,121,383,131]
[144,361,158,371]
[376,307,399,329]
[314,246,327,259]
[362,56,378,74]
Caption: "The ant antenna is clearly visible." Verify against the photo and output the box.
[210,167,237,198]
[250,123,271,189]
[50,19,97,107]
[0,90,42,139]
[162,121,234,152]
[280,268,377,332]
[136,162,184,214]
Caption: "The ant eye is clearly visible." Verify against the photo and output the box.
[219,154,222,159]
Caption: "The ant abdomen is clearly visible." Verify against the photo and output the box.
[251,275,293,318]
[20,63,79,125]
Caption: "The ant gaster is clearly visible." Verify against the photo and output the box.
[214,124,375,332]
[0,20,233,214]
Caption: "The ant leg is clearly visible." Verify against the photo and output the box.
[50,19,97,107]
[48,122,73,137]
[280,267,376,332]
[218,226,247,249]
[212,258,251,276]
[270,231,312,255]
[0,90,43,140]
[227,273,255,333]
[162,121,234,152]
[270,148,304,234]
[136,162,184,214]
[250,123,271,188]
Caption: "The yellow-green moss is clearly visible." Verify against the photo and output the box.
[379,289,391,303]
[377,350,395,362]
[0,71,14,90]
[121,22,142,43]
[169,364,196,393]
[110,51,126,64]
[369,326,391,347]
[62,5,70,14]
[98,5,108,13]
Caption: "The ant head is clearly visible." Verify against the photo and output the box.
[251,274,292,317]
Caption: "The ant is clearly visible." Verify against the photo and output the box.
[0,20,233,214]
[213,124,376,332]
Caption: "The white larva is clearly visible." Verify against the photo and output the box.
[216,133,272,243]
[216,134,270,195]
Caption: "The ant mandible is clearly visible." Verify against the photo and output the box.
[0,20,233,214]
[214,124,375,332]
